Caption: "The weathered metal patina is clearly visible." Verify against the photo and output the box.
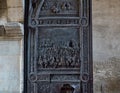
[24,0,93,93]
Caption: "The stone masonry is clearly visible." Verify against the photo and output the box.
[93,0,120,93]
[0,0,24,93]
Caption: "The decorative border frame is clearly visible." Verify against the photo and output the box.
[24,0,93,93]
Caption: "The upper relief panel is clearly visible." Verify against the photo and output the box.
[39,0,80,17]
[30,0,80,18]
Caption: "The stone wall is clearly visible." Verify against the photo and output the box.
[0,0,7,23]
[0,23,23,93]
[0,0,24,93]
[0,0,23,23]
[93,0,120,93]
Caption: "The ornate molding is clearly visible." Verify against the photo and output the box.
[0,22,23,39]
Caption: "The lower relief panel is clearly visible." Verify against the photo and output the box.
[36,75,80,93]
[29,28,81,93]
[37,82,50,93]
[37,82,80,93]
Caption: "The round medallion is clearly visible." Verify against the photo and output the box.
[81,18,88,26]
[31,19,37,26]
[29,73,37,82]
[81,73,89,82]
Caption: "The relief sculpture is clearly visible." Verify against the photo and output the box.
[25,0,93,92]
[37,28,80,68]
[39,0,79,16]
[37,39,80,68]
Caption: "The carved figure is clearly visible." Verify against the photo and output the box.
[51,5,60,13]
[38,39,80,68]
[41,2,48,10]
[61,2,72,10]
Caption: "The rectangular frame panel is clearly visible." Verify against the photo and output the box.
[24,0,93,93]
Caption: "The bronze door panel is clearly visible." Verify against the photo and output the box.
[24,0,93,93]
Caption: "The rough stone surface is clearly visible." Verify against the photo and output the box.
[7,7,24,22]
[0,41,22,93]
[93,0,120,61]
[0,0,7,9]
[94,58,120,93]
[93,0,120,93]
[0,23,23,93]
[0,22,23,39]
[0,0,24,22]
[0,0,23,93]
[7,0,23,8]
[4,22,23,37]
[0,9,7,23]
[0,0,24,92]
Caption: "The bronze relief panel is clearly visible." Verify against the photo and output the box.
[25,0,93,93]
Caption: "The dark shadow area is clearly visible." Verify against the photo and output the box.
[0,0,7,18]
[60,84,74,93]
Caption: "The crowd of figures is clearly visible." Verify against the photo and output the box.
[37,39,80,68]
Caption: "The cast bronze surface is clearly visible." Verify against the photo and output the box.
[24,0,93,93]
